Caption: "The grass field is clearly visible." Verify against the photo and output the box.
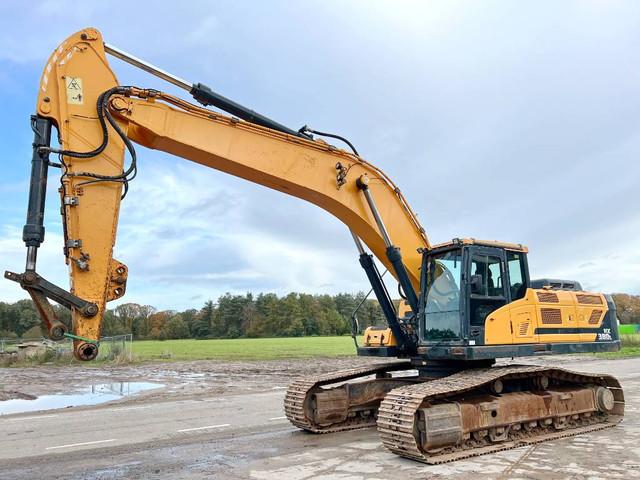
[130,333,640,362]
[132,336,359,361]
[596,333,640,358]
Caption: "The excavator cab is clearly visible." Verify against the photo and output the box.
[420,239,527,346]
[361,238,620,366]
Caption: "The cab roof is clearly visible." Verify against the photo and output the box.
[431,237,529,253]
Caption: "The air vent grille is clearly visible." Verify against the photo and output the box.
[589,309,603,325]
[519,321,530,337]
[576,294,603,305]
[541,308,562,325]
[537,292,559,303]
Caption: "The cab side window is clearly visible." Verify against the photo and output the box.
[469,254,506,326]
[507,252,526,300]
[471,255,503,297]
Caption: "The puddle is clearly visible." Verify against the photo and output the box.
[0,382,163,415]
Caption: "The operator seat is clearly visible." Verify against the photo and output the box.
[487,268,495,296]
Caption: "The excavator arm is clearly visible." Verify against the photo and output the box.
[6,28,429,359]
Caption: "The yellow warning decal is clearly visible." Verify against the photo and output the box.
[65,76,83,104]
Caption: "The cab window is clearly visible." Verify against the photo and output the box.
[469,254,506,327]
[424,250,462,340]
[507,251,527,300]
[470,255,503,297]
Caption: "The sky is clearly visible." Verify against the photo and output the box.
[0,0,638,310]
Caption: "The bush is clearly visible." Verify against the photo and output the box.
[105,343,122,361]
[0,331,18,340]
[0,352,18,366]
[21,326,44,339]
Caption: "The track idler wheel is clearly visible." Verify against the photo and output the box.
[595,386,615,412]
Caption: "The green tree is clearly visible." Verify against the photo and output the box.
[14,300,40,337]
[298,294,320,336]
[255,293,280,336]
[193,301,215,338]
[164,314,190,339]
[218,293,253,337]
[280,293,304,337]
[240,300,257,337]
[102,310,128,336]
[334,293,357,322]
[0,302,18,337]
[181,308,198,336]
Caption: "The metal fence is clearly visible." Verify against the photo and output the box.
[0,334,133,363]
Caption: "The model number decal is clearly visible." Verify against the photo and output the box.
[597,328,612,341]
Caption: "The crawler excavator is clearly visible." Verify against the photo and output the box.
[5,29,624,464]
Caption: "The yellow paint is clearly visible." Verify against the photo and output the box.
[119,95,429,289]
[485,289,608,345]
[432,238,528,253]
[363,327,397,347]
[398,300,412,318]
[37,29,124,349]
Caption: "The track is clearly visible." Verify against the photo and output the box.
[284,360,413,433]
[377,365,625,464]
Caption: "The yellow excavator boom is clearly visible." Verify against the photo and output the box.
[16,28,428,357]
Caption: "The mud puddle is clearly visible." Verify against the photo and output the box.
[0,382,163,415]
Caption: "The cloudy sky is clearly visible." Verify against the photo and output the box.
[0,1,638,310]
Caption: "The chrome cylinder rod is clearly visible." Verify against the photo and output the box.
[25,246,37,271]
[104,43,192,92]
[350,230,366,255]
[357,176,419,313]
[360,187,393,248]
[103,43,306,138]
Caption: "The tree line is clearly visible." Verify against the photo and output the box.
[0,292,386,340]
[1,292,639,341]
[612,293,640,325]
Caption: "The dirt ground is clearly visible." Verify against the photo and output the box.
[1,352,625,417]
[0,354,638,479]
[0,356,378,402]
[0,354,610,404]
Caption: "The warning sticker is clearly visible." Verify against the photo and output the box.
[65,76,83,104]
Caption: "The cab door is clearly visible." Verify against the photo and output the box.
[467,247,508,342]
[506,250,538,344]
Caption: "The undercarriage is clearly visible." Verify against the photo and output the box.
[284,362,624,464]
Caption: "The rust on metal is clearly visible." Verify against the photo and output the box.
[26,288,66,341]
[284,361,415,433]
[106,259,128,302]
[376,365,624,464]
